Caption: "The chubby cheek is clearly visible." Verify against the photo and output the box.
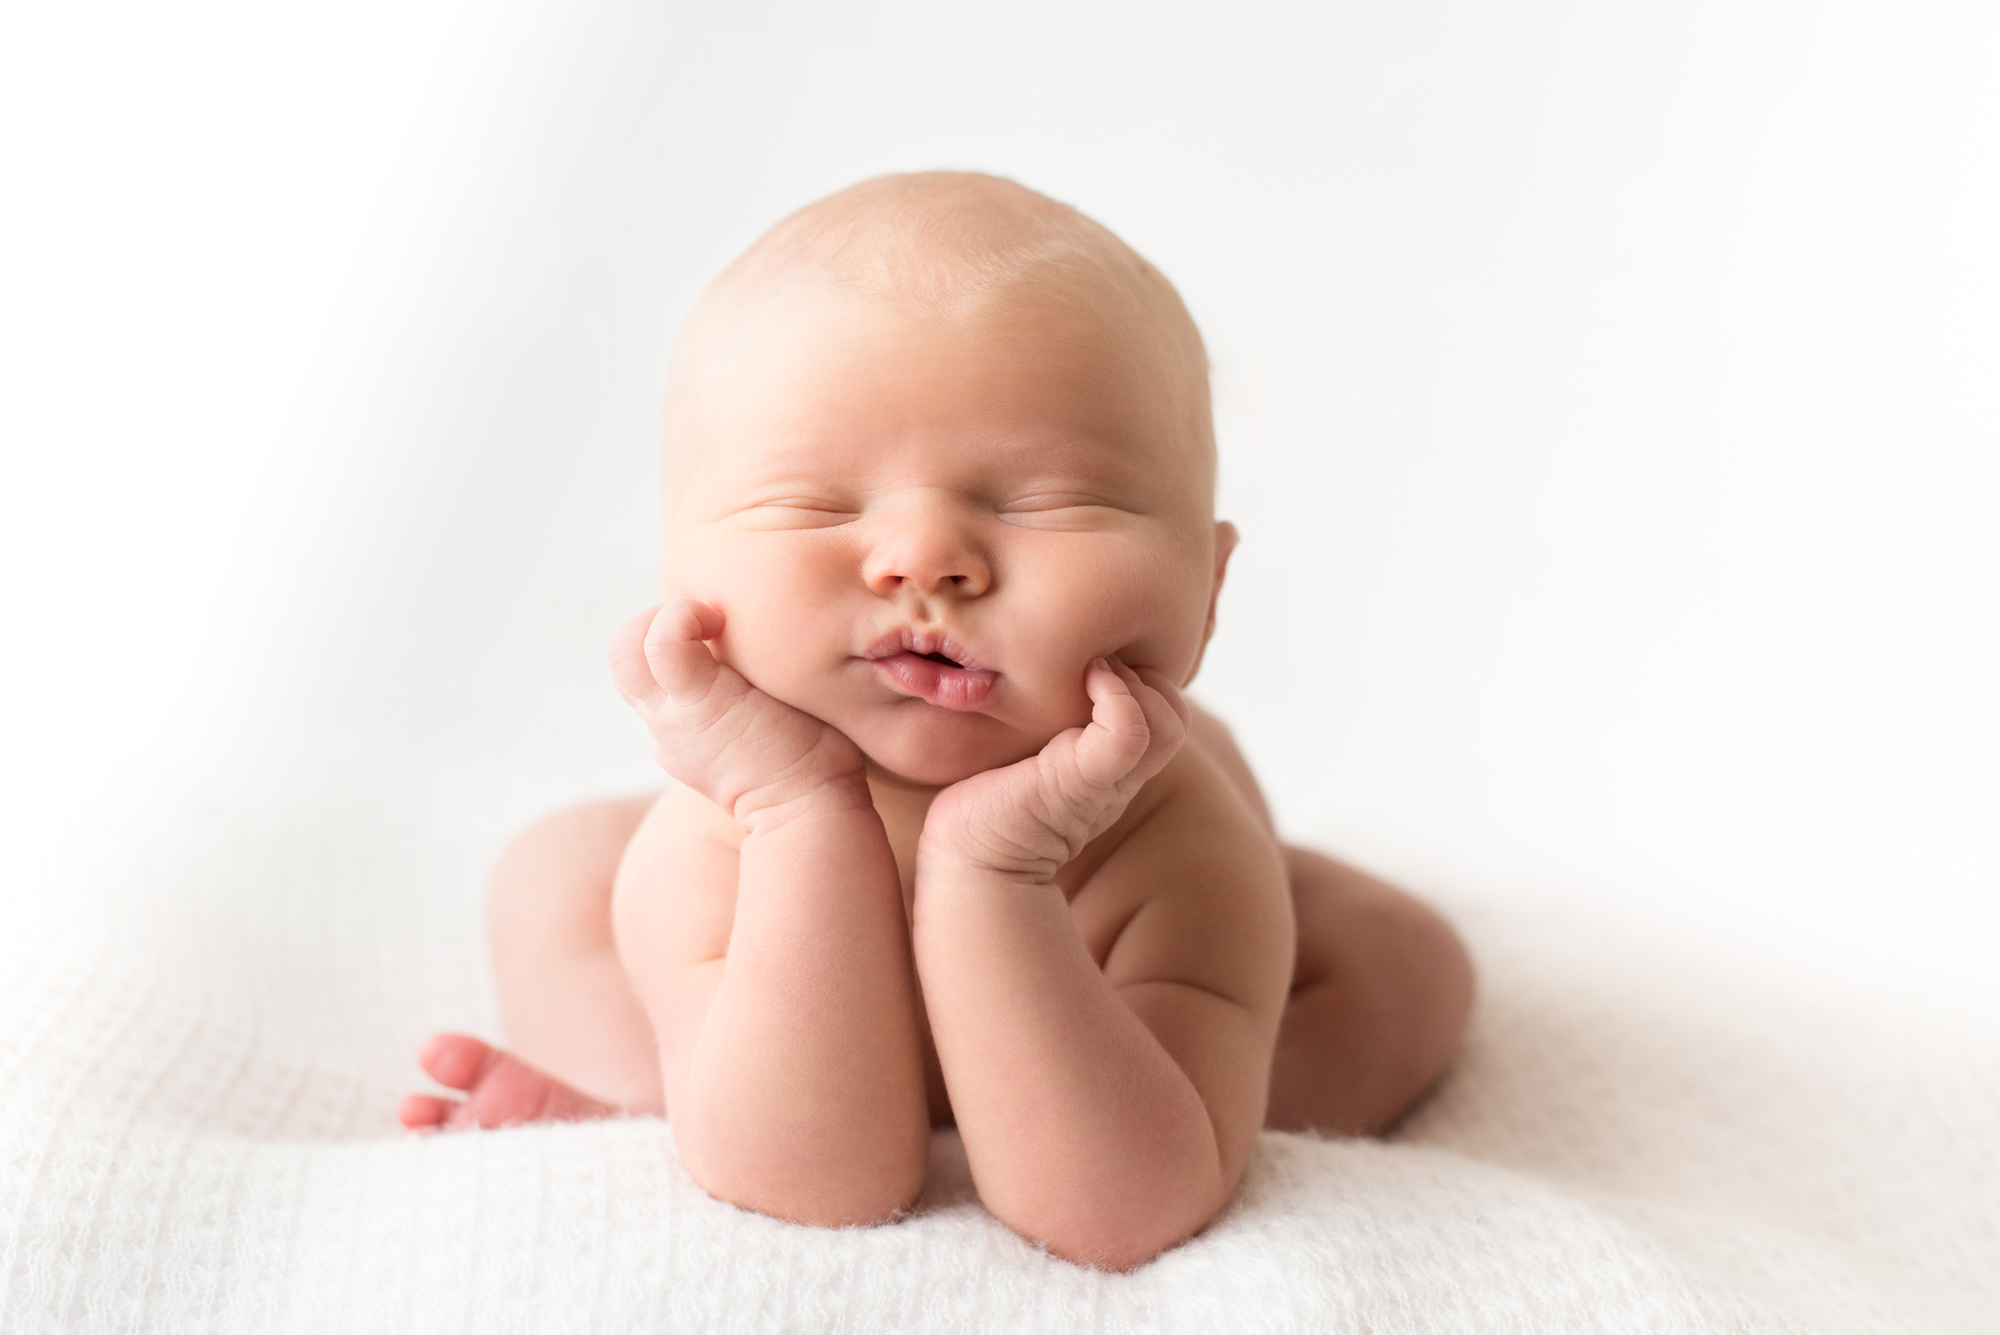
[1008,544,1211,695]
[661,536,852,706]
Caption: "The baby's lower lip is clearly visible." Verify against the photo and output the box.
[870,652,997,711]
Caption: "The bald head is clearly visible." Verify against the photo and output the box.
[719,173,1189,322]
[666,173,1215,500]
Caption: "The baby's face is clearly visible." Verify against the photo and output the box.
[663,281,1229,787]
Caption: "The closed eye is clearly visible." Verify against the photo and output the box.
[762,496,854,512]
[731,497,860,530]
[997,492,1132,528]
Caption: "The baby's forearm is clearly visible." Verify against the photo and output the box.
[912,860,1230,1269]
[655,786,929,1226]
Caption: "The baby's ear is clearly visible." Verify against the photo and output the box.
[1213,521,1241,581]
[1184,521,1240,687]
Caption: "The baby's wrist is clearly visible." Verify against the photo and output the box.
[915,828,1068,886]
[732,764,873,834]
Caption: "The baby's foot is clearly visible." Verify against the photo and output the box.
[397,1033,616,1132]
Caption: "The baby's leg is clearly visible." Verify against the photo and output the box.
[485,796,666,1110]
[1187,707,1475,1136]
[1266,848,1473,1134]
[401,796,668,1130]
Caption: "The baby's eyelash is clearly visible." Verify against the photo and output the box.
[757,497,857,513]
[724,495,861,530]
[999,493,1114,512]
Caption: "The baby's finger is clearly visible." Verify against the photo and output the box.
[643,599,729,706]
[1070,658,1152,788]
[1127,663,1192,733]
[1118,661,1191,750]
[608,605,666,708]
[1105,658,1189,783]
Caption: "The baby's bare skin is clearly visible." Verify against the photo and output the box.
[400,174,1473,1269]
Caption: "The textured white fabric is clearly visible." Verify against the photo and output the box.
[8,4,1997,1326]
[2,787,1994,1334]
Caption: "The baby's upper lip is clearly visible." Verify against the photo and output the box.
[861,626,985,673]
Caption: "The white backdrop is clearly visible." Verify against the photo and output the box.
[4,1,1996,1002]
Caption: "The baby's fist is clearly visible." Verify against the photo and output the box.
[922,657,1190,882]
[609,600,864,826]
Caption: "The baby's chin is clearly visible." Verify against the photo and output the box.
[848,708,1061,789]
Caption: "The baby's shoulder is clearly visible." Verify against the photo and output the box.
[1064,743,1293,976]
[1084,738,1281,883]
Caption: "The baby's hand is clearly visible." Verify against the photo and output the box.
[920,657,1190,882]
[610,600,866,826]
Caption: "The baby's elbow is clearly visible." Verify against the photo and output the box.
[683,1144,923,1230]
[1005,1188,1224,1272]
[1031,1213,1202,1273]
[759,1185,921,1231]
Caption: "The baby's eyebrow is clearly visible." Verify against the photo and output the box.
[695,426,1170,505]
[955,431,1165,489]
[698,447,856,491]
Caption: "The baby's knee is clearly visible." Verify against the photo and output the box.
[1287,850,1474,1051]
[488,796,655,935]
[1385,894,1474,1057]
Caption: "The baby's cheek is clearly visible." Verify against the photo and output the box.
[651,579,798,704]
[1023,669,1095,738]
[676,540,831,646]
[1062,568,1204,677]
[717,613,827,706]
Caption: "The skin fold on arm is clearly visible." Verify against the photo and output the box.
[913,659,1293,1268]
[609,600,931,1225]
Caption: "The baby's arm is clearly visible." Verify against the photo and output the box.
[609,601,929,1225]
[913,661,1293,1269]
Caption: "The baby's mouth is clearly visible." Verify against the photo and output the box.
[864,631,997,711]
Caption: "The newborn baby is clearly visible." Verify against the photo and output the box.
[399,172,1473,1269]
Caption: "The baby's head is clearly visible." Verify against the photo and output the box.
[661,173,1235,787]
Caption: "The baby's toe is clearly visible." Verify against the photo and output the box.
[419,1032,497,1091]
[398,1093,458,1131]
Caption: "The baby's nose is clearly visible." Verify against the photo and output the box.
[862,520,991,598]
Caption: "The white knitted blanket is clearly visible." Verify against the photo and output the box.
[7,0,1996,1325]
[2,782,1993,1335]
